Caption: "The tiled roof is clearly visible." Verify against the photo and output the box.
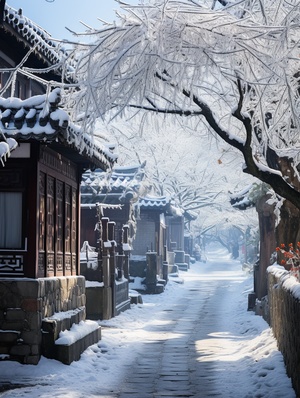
[0,88,117,169]
[81,165,145,204]
[81,168,186,216]
[3,4,66,67]
[138,195,170,210]
[137,195,186,217]
[0,6,115,169]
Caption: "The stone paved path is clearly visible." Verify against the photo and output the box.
[105,277,227,398]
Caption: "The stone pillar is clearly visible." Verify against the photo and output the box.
[102,256,110,288]
[123,224,129,245]
[167,251,175,266]
[102,285,113,320]
[163,261,169,283]
[101,218,109,254]
[108,221,116,281]
[100,217,113,319]
[174,250,185,263]
[101,217,110,287]
[116,255,124,280]
[163,245,167,262]
[97,254,112,320]
[123,225,130,280]
[108,221,116,317]
[123,255,129,280]
[146,252,157,293]
[116,227,124,280]
[163,245,169,282]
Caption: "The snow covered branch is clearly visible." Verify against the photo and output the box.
[58,0,300,209]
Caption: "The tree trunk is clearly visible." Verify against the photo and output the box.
[276,157,300,269]
[276,201,300,270]
[255,194,276,300]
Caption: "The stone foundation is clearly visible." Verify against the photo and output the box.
[86,285,112,320]
[86,279,131,320]
[0,276,86,364]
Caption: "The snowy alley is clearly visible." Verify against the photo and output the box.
[0,246,295,398]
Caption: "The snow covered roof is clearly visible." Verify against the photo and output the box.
[0,5,115,170]
[183,209,198,221]
[0,88,117,170]
[3,4,66,68]
[137,195,170,210]
[137,195,186,217]
[0,135,17,166]
[81,167,186,217]
[81,164,145,204]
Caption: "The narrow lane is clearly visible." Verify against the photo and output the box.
[116,278,222,398]
[0,249,294,398]
[94,248,292,398]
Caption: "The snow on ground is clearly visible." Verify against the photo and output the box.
[0,246,295,397]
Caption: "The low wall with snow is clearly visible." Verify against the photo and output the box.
[0,276,86,364]
[267,266,300,396]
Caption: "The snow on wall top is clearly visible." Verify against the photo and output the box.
[0,88,117,169]
[268,265,300,300]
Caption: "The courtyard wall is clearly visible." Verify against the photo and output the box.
[267,266,300,396]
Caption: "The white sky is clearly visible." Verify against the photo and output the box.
[7,0,138,40]
[0,245,295,397]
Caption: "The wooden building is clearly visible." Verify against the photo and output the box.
[0,90,116,278]
[80,165,145,318]
[132,195,170,257]
[0,2,116,364]
[80,164,145,250]
[81,165,192,285]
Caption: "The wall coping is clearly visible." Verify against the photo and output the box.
[267,265,300,300]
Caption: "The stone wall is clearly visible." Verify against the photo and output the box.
[133,219,156,255]
[39,276,86,318]
[0,276,85,364]
[267,266,300,396]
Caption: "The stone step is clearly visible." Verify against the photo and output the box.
[0,330,20,344]
[115,299,131,316]
[42,306,86,341]
[54,320,101,365]
[129,289,143,305]
[176,263,189,271]
[41,307,100,364]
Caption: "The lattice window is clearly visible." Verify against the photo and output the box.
[56,180,64,253]
[38,170,77,276]
[47,176,55,252]
[71,190,77,253]
[0,192,22,249]
[39,172,46,252]
[65,184,71,254]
